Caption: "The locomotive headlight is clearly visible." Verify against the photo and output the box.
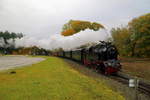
[107,62,112,66]
[104,61,112,66]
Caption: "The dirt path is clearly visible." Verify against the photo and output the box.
[0,55,45,70]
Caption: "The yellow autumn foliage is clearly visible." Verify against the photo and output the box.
[61,20,105,36]
[61,28,76,36]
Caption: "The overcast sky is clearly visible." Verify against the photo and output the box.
[0,0,150,38]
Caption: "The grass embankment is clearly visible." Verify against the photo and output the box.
[0,56,124,100]
[120,57,150,80]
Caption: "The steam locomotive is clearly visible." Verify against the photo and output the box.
[56,41,121,75]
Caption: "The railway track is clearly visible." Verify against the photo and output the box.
[60,56,150,96]
[113,72,150,96]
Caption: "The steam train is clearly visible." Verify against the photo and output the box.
[56,41,121,75]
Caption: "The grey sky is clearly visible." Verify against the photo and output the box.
[0,0,150,38]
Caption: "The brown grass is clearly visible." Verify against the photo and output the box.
[120,57,150,81]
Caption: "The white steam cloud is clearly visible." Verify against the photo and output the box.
[15,29,109,50]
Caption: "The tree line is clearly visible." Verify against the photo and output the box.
[12,46,51,56]
[111,13,150,57]
[0,31,50,55]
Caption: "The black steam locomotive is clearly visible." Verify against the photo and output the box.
[56,41,121,75]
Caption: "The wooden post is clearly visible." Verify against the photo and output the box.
[135,78,139,100]
[129,78,139,100]
[81,49,84,63]
[70,51,72,58]
[63,51,65,57]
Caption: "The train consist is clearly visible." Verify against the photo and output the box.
[56,41,121,75]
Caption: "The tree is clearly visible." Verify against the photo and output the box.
[111,13,150,57]
[111,27,131,56]
[0,31,23,46]
[61,20,104,36]
[91,22,104,31]
[0,30,24,54]
[3,31,11,44]
[128,13,150,56]
[61,29,76,36]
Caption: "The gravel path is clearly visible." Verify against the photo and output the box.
[0,55,45,70]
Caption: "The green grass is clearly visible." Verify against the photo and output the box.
[0,56,124,100]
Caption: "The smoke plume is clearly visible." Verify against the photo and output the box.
[15,29,109,50]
